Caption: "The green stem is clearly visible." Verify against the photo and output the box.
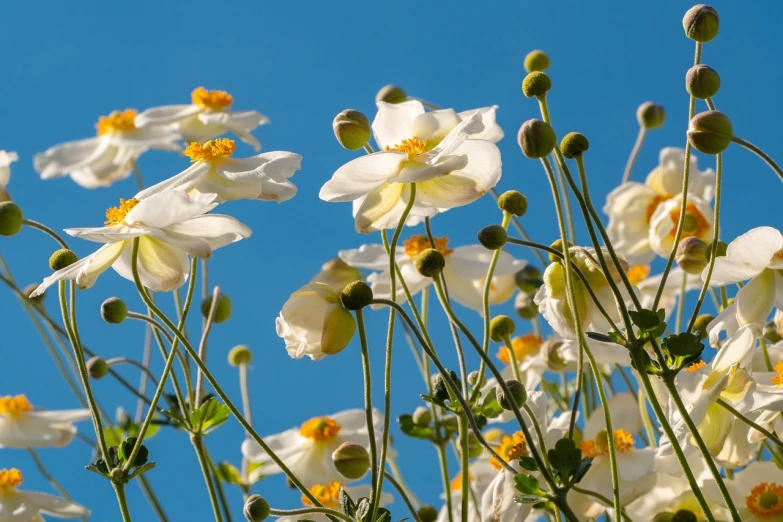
[194,285,221,409]
[622,126,647,184]
[760,337,774,372]
[21,219,69,249]
[113,482,133,522]
[191,435,223,522]
[383,471,423,522]
[356,309,380,514]
[127,312,174,343]
[459,417,469,522]
[717,398,783,450]
[437,443,455,522]
[207,449,234,522]
[490,188,547,266]
[138,475,168,522]
[269,507,354,522]
[571,487,633,522]
[730,135,783,183]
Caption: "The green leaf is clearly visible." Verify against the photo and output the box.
[128,421,160,441]
[375,507,391,522]
[215,462,243,485]
[585,332,614,343]
[127,461,156,480]
[478,388,504,418]
[103,427,125,448]
[518,456,539,472]
[513,474,542,495]
[355,498,371,522]
[189,398,230,435]
[513,494,546,504]
[397,414,434,440]
[339,487,356,517]
[571,457,593,484]
[547,438,582,483]
[663,332,703,357]
[629,309,664,334]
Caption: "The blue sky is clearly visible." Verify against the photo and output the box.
[1,1,782,520]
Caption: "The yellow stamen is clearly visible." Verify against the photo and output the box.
[385,136,428,159]
[0,395,32,416]
[96,109,137,136]
[0,469,23,490]
[746,482,783,517]
[191,87,234,110]
[299,416,341,442]
[302,482,342,507]
[498,333,543,365]
[449,472,475,491]
[645,193,673,223]
[489,432,528,470]
[183,138,236,163]
[105,198,140,227]
[685,360,706,373]
[626,265,650,286]
[668,202,710,240]
[772,361,783,388]
[403,235,453,260]
[581,429,635,458]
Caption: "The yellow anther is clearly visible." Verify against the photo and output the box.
[105,198,140,227]
[498,333,543,365]
[96,109,137,135]
[191,87,234,110]
[299,416,341,442]
[385,136,428,158]
[183,138,236,163]
[0,395,32,416]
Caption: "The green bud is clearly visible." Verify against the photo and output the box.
[414,248,446,277]
[467,370,486,389]
[412,406,432,427]
[49,248,78,271]
[101,297,128,324]
[333,109,371,151]
[515,265,543,294]
[376,84,407,104]
[560,132,589,159]
[243,494,270,522]
[0,201,22,236]
[489,315,516,342]
[763,322,783,344]
[687,110,732,154]
[514,292,539,320]
[201,294,232,323]
[497,190,528,217]
[332,441,370,480]
[692,314,714,336]
[676,237,709,274]
[228,345,252,366]
[713,240,728,258]
[518,119,556,158]
[524,50,550,73]
[652,513,674,522]
[671,510,698,522]
[496,379,527,410]
[341,280,374,310]
[686,64,720,99]
[521,71,551,98]
[478,224,507,250]
[548,239,572,263]
[418,506,439,522]
[461,431,483,458]
[637,102,666,129]
[87,357,109,379]
[683,4,719,43]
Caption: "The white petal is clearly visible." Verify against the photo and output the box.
[708,226,783,285]
[74,241,127,290]
[135,163,209,200]
[33,137,108,179]
[112,237,189,292]
[430,110,485,162]
[458,106,504,142]
[65,224,147,244]
[339,244,403,271]
[712,325,756,373]
[164,214,251,251]
[394,154,468,183]
[320,152,405,203]
[135,104,201,126]
[372,100,425,150]
[412,109,460,144]
[584,392,641,440]
[735,269,776,326]
[19,490,90,517]
[125,191,217,229]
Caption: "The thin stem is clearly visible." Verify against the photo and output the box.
[106,357,160,387]
[490,188,547,266]
[191,435,223,522]
[269,507,354,522]
[239,362,253,484]
[113,482,133,522]
[437,444,455,522]
[127,312,174,344]
[459,417,469,522]
[731,135,783,183]
[136,303,155,424]
[207,450,234,522]
[571,487,632,522]
[21,219,69,249]
[356,309,380,514]
[554,156,577,244]
[717,398,783,450]
[383,472,422,522]
[138,475,168,522]
[195,285,221,409]
[622,127,647,184]
[760,337,774,372]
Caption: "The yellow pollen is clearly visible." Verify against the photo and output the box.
[627,265,651,286]
[668,202,710,240]
[746,482,783,517]
[96,109,137,136]
[685,360,707,373]
[105,198,140,227]
[0,395,32,416]
[449,472,475,491]
[191,87,234,110]
[385,136,428,158]
[183,138,236,163]
[490,432,528,470]
[645,193,673,223]
[581,429,635,458]
[772,361,783,388]
[404,235,453,260]
[0,469,23,490]
[498,333,543,365]
[299,416,341,442]
[302,482,342,507]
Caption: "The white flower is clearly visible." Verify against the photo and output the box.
[437,457,497,522]
[275,283,357,361]
[135,87,269,150]
[320,100,502,233]
[0,468,89,521]
[30,191,250,296]
[648,194,714,259]
[310,257,363,293]
[0,395,89,449]
[34,109,180,188]
[483,333,548,393]
[704,461,783,521]
[604,147,714,263]
[241,409,382,487]
[633,265,703,319]
[135,138,301,203]
[0,150,18,202]
[277,482,392,522]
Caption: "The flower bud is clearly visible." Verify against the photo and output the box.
[478,225,507,250]
[713,240,728,258]
[467,371,486,389]
[560,132,589,159]
[376,84,407,104]
[311,257,362,293]
[412,406,432,427]
[332,441,370,480]
[0,202,22,236]
[514,292,539,320]
[414,248,446,277]
[518,119,556,158]
[676,237,709,274]
[201,294,232,323]
[687,110,732,154]
[101,297,128,324]
[637,102,666,129]
[461,431,483,458]
[496,379,527,410]
[333,109,371,151]
[489,315,516,342]
[692,314,714,337]
[671,510,698,522]
[228,345,252,366]
[515,266,543,294]
[763,322,782,344]
[243,494,270,522]
[523,50,550,72]
[49,249,77,271]
[683,4,719,43]
[521,72,551,98]
[87,357,108,379]
[418,506,439,522]
[497,190,528,217]
[543,339,568,371]
[652,513,674,522]
[548,239,572,263]
[341,280,374,311]
[685,64,720,99]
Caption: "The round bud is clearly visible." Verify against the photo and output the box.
[228,345,252,367]
[461,431,483,458]
[687,110,732,154]
[676,237,709,274]
[683,4,719,43]
[523,50,550,72]
[764,322,783,344]
[652,513,674,522]
[478,225,507,250]
[332,441,370,480]
[517,119,556,158]
[497,190,528,217]
[0,202,22,236]
[515,265,543,294]
[489,315,516,342]
[548,239,572,263]
[671,510,698,522]
[87,357,109,379]
[685,64,720,99]
[49,249,78,271]
[496,379,527,410]
[692,314,714,337]
[560,132,589,159]
[636,102,666,129]
[414,248,446,277]
[418,506,439,522]
[467,371,486,389]
[23,283,44,304]
[412,406,432,427]
[376,84,407,104]
[101,297,128,324]
[543,339,568,371]
[333,109,371,151]
[243,494,270,522]
[514,292,539,320]
[521,72,551,98]
[341,280,374,310]
[201,294,232,323]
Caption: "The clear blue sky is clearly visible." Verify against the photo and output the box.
[1,1,782,520]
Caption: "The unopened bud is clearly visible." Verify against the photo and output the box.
[685,64,720,99]
[332,441,370,480]
[515,265,543,294]
[676,237,709,274]
[496,379,527,410]
[548,239,572,263]
[228,345,252,366]
[101,297,128,324]
[412,407,432,427]
[244,494,270,522]
[418,506,439,522]
[87,357,108,379]
[414,248,446,277]
[683,5,719,43]
[514,292,539,320]
[692,314,714,337]
[523,50,550,73]
[763,322,782,344]
[652,513,674,522]
[341,280,373,310]
[312,257,362,293]
[49,248,78,271]
[0,201,22,236]
[518,119,556,158]
[489,315,516,342]
[376,85,407,104]
[478,225,507,250]
[687,110,732,154]
[201,294,232,323]
[467,371,486,389]
[544,339,568,371]
[637,102,666,129]
[560,132,589,159]
[521,72,551,98]
[671,510,698,522]
[497,190,528,217]
[333,109,371,151]
[713,240,728,258]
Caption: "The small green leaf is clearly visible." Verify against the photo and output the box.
[355,498,371,522]
[513,494,546,504]
[518,456,538,472]
[585,332,614,343]
[663,332,703,357]
[629,309,664,333]
[103,427,124,448]
[375,507,391,522]
[513,474,542,495]
[397,414,434,440]
[571,457,593,484]
[127,461,156,480]
[339,487,356,517]
[215,462,243,485]
[189,398,230,435]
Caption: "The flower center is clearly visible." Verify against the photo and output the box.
[498,333,543,365]
[668,202,710,239]
[385,136,428,159]
[746,482,783,517]
[685,360,706,373]
[626,264,650,286]
[183,138,236,163]
[299,416,341,442]
[191,87,234,110]
[105,198,140,226]
[404,235,453,260]
[96,109,137,136]
[302,482,342,507]
[490,431,528,470]
[581,429,635,458]
[449,472,475,491]
[0,469,22,491]
[0,396,32,417]
[772,361,783,388]
[645,193,673,223]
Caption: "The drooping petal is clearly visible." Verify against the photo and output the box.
[353,182,405,234]
[135,163,210,200]
[708,226,783,285]
[320,152,405,203]
[135,104,202,126]
[74,241,128,290]
[712,325,756,373]
[18,490,90,517]
[394,154,468,183]
[164,214,251,251]
[65,224,147,244]
[125,191,217,229]
[34,137,109,179]
[372,100,425,150]
[412,109,460,145]
[458,106,504,142]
